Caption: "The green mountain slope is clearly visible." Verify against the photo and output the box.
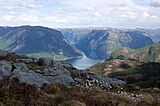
[111,44,160,62]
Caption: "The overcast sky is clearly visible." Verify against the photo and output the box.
[0,0,160,28]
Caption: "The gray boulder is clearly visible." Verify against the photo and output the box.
[37,58,55,67]
[70,69,88,77]
[0,50,8,57]
[74,78,83,83]
[88,74,104,81]
[103,77,126,88]
[88,74,126,88]
[59,61,74,69]
[48,67,71,76]
[45,75,75,86]
[37,58,71,76]
[11,62,74,88]
[12,69,50,88]
[0,60,12,78]
[13,63,29,72]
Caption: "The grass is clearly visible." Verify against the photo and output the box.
[137,93,160,106]
[1,79,160,106]
[89,59,146,77]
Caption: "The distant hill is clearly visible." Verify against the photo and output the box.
[0,26,82,60]
[61,28,155,59]
[126,28,160,42]
[110,44,160,62]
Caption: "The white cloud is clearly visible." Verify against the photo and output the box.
[150,0,160,7]
[18,13,39,22]
[0,0,160,28]
[43,16,69,23]
[142,11,150,17]
[0,0,43,9]
[1,15,16,22]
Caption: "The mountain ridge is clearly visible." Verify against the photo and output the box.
[0,25,82,60]
[61,28,155,59]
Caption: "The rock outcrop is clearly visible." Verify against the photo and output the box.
[0,50,126,90]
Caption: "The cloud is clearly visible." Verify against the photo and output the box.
[0,0,43,9]
[1,15,16,22]
[18,13,39,22]
[0,0,160,28]
[150,0,160,7]
[43,16,69,23]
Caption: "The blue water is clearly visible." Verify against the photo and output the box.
[65,53,103,69]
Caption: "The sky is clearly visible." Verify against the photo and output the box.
[0,0,160,28]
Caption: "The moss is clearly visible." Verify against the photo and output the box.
[26,62,48,70]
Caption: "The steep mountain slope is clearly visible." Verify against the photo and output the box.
[74,29,154,59]
[0,26,82,60]
[126,28,160,42]
[111,44,160,62]
[60,28,92,45]
[60,28,160,60]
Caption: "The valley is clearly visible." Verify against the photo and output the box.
[0,26,160,106]
[0,26,82,60]
[0,26,160,69]
[61,28,160,60]
[1,0,160,105]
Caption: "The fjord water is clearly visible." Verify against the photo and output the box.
[65,53,103,69]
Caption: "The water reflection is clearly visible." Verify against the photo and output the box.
[65,53,103,69]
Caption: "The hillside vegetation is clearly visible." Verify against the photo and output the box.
[111,44,160,62]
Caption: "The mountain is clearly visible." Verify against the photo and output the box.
[0,26,82,60]
[127,28,160,42]
[61,28,154,59]
[110,44,160,62]
[59,28,93,45]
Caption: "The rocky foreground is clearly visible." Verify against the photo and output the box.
[0,50,160,106]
